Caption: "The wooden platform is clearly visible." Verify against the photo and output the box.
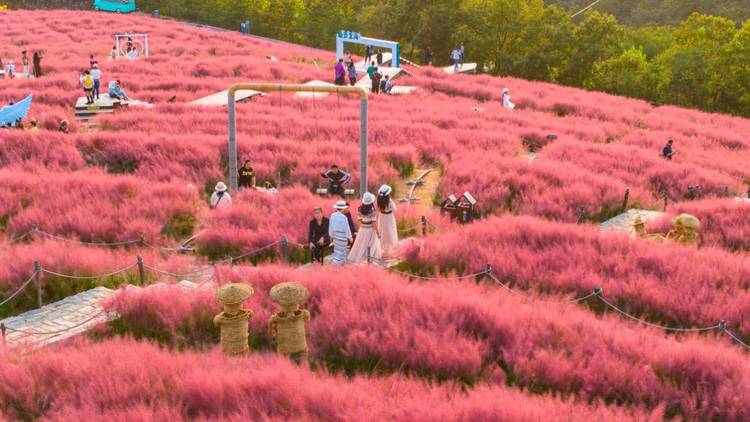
[443,63,478,74]
[74,94,151,129]
[188,89,263,107]
[293,80,336,99]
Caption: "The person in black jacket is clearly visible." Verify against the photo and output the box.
[308,207,331,263]
[238,159,256,190]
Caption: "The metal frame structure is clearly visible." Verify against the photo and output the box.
[336,31,400,68]
[227,83,369,195]
[114,33,149,58]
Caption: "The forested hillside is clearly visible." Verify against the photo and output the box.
[548,0,750,25]
[8,0,750,117]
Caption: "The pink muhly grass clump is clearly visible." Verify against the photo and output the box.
[0,167,198,244]
[106,264,750,419]
[650,198,750,252]
[404,215,750,338]
[0,338,650,421]
[195,187,324,260]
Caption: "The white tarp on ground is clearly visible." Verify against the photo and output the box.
[443,63,478,74]
[600,209,666,236]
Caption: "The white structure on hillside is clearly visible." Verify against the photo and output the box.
[114,33,149,58]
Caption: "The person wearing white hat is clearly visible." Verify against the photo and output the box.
[329,200,353,265]
[210,181,232,209]
[348,192,382,264]
[376,184,398,256]
[502,88,515,110]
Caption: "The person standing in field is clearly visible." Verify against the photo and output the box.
[89,54,98,68]
[458,43,465,67]
[348,192,381,264]
[501,88,515,110]
[376,185,398,256]
[90,64,102,100]
[21,51,29,78]
[424,47,433,65]
[308,207,330,264]
[329,200,353,265]
[364,45,373,64]
[371,67,382,94]
[347,61,357,86]
[210,182,232,209]
[334,58,346,86]
[5,60,15,79]
[81,70,95,104]
[32,51,43,78]
[662,139,675,160]
[366,61,375,82]
[376,49,383,66]
[238,159,256,190]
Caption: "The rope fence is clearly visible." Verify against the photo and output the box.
[10,226,144,247]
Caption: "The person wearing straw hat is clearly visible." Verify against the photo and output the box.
[329,200,353,265]
[348,192,382,264]
[210,181,232,209]
[377,184,399,256]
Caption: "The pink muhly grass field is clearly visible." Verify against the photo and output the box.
[403,215,750,338]
[0,338,651,421]
[650,198,750,252]
[104,264,750,420]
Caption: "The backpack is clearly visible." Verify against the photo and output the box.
[83,75,93,89]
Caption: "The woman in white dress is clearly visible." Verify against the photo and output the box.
[502,88,515,110]
[348,192,381,264]
[377,184,398,256]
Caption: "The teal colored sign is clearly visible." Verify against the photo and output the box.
[337,31,361,41]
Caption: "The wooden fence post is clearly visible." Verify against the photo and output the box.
[621,188,630,212]
[280,236,290,263]
[34,261,42,309]
[137,256,145,284]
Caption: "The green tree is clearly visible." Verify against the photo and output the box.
[584,47,665,100]
[561,11,624,86]
[654,13,736,109]
[511,4,576,81]
[712,20,750,115]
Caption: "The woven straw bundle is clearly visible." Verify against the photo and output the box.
[217,283,254,305]
[269,282,308,306]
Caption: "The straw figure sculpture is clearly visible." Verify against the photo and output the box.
[666,213,700,244]
[268,281,311,365]
[214,283,254,355]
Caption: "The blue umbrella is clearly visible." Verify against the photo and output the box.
[0,94,33,126]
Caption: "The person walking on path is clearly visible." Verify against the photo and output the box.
[90,64,102,100]
[347,62,357,86]
[458,43,465,67]
[424,47,433,65]
[238,159,256,190]
[376,185,398,256]
[371,67,382,94]
[450,48,461,72]
[308,207,331,264]
[32,51,43,78]
[21,51,29,78]
[662,139,675,160]
[376,49,383,66]
[366,62,375,81]
[334,58,346,86]
[210,182,232,209]
[329,200,353,265]
[348,192,382,264]
[365,45,373,64]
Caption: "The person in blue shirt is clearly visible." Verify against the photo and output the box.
[662,139,675,160]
